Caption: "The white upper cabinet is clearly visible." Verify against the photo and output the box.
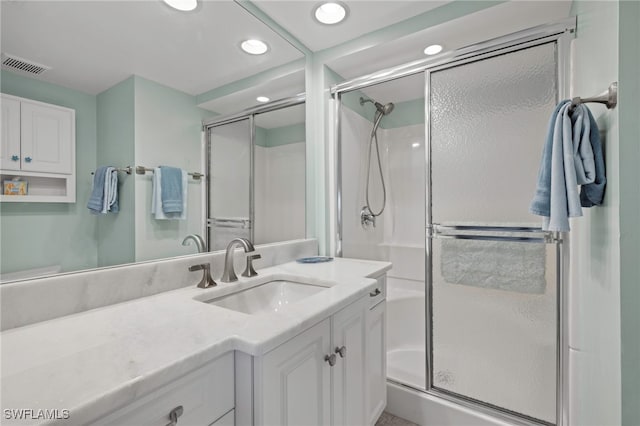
[20,99,74,174]
[0,93,76,202]
[0,95,21,171]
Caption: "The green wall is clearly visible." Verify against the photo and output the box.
[133,76,211,262]
[329,67,424,130]
[96,77,136,267]
[0,70,98,274]
[619,1,640,424]
[255,123,306,148]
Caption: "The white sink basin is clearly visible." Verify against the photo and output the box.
[205,280,326,315]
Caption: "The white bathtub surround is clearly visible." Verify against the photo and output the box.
[1,257,391,425]
[0,239,317,331]
[254,142,306,245]
[386,382,514,426]
[386,279,425,390]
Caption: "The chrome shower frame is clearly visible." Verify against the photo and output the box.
[202,94,306,252]
[331,18,575,426]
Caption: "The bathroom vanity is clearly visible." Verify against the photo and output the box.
[0,253,389,426]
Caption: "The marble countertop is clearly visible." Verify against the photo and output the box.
[1,257,391,425]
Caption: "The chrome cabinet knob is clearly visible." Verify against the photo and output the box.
[370,288,381,297]
[325,353,337,366]
[335,346,347,358]
[11,155,19,161]
[24,157,32,163]
[165,405,184,426]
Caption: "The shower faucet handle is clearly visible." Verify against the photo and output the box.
[360,206,376,229]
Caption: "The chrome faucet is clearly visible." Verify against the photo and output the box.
[182,234,207,253]
[189,262,216,288]
[221,238,261,283]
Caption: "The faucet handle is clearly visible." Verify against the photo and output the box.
[189,263,217,289]
[241,253,261,278]
[189,264,205,272]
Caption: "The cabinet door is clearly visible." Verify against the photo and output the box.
[1,95,21,171]
[332,298,367,426]
[366,301,387,426]
[20,100,73,174]
[258,319,331,426]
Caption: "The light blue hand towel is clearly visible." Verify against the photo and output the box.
[530,101,594,231]
[152,168,187,220]
[571,104,596,185]
[87,166,109,214]
[160,166,183,214]
[529,101,568,219]
[579,106,606,207]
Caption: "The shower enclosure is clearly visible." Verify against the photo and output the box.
[333,20,573,426]
[204,95,306,251]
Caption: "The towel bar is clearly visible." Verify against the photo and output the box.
[135,166,204,180]
[90,166,132,175]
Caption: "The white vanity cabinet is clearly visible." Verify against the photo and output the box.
[237,279,387,426]
[366,275,387,426]
[0,93,76,202]
[92,352,235,426]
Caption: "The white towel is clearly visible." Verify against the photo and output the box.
[102,167,118,214]
[151,168,188,220]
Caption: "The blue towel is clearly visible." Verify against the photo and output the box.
[160,166,183,214]
[579,107,606,207]
[530,101,604,231]
[87,166,109,214]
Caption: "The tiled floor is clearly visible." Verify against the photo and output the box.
[375,411,419,426]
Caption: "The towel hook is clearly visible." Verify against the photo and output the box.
[570,82,618,112]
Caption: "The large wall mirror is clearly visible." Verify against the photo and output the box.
[0,0,306,282]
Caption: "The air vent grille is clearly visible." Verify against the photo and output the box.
[1,53,50,75]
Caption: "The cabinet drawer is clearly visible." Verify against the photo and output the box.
[368,275,386,308]
[94,352,234,426]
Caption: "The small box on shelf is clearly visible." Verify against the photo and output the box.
[3,178,28,196]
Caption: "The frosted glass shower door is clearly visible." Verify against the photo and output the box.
[208,119,252,251]
[428,42,559,424]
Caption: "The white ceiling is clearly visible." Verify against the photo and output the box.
[1,0,303,96]
[253,0,449,52]
[199,68,305,116]
[1,0,573,117]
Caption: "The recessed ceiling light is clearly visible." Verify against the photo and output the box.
[241,39,269,55]
[424,44,443,55]
[314,2,347,25]
[163,0,197,12]
[256,96,270,103]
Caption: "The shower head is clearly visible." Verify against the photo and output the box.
[375,101,394,115]
[359,97,394,115]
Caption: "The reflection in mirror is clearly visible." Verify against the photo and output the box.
[207,101,306,251]
[0,1,305,282]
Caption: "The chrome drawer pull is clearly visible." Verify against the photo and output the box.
[166,405,184,426]
[370,288,381,297]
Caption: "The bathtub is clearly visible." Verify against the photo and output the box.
[385,277,511,426]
